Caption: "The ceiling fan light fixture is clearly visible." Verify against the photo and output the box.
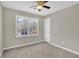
[31,1,50,11]
[37,5,42,9]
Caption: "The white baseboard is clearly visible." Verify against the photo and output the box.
[0,49,3,57]
[48,42,79,55]
[4,40,44,50]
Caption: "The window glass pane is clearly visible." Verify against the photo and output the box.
[16,15,39,37]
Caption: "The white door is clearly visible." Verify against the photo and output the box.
[44,17,50,42]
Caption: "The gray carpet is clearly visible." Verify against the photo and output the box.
[1,42,79,58]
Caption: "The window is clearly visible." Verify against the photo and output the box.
[16,15,39,37]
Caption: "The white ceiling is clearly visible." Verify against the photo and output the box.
[1,1,79,16]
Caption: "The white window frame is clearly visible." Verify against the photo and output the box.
[16,15,39,38]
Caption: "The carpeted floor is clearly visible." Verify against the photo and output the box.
[1,42,79,58]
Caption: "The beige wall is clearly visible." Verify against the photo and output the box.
[3,8,44,48]
[47,3,79,53]
[0,2,3,50]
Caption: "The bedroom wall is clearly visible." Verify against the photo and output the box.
[3,8,44,48]
[0,2,3,51]
[45,3,79,53]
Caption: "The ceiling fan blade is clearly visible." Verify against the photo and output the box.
[43,5,50,9]
[37,1,48,5]
[43,1,48,4]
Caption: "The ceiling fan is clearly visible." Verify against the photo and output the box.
[31,1,50,11]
